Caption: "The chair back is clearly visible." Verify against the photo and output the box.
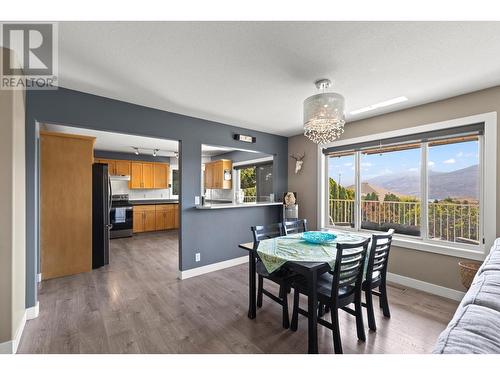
[251,223,283,249]
[330,238,371,302]
[365,229,394,285]
[283,219,308,235]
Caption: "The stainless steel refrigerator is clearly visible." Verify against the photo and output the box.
[92,163,112,269]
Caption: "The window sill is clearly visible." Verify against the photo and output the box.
[327,226,487,261]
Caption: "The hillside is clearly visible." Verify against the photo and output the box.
[366,164,479,200]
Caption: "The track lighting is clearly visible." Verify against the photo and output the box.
[133,147,140,155]
[153,149,159,157]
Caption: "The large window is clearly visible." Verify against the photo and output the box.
[236,162,273,203]
[328,153,355,227]
[325,127,484,249]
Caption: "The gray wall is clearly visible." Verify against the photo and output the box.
[94,150,171,163]
[25,87,287,308]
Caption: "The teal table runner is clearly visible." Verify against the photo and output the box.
[256,231,367,274]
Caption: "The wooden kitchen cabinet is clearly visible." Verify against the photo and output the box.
[204,159,232,189]
[130,161,155,189]
[115,160,131,176]
[133,205,156,233]
[41,131,95,280]
[153,163,169,189]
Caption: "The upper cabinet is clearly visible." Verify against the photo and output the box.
[130,161,154,189]
[153,162,169,189]
[130,161,167,189]
[204,159,232,189]
[115,160,131,176]
[95,157,169,189]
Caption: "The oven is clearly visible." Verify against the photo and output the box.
[110,194,133,238]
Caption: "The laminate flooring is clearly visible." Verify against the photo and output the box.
[18,230,458,354]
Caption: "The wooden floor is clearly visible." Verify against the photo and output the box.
[18,231,458,354]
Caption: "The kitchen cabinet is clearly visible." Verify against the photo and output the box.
[115,160,131,176]
[41,131,95,280]
[130,162,155,189]
[134,204,179,233]
[133,205,156,233]
[153,163,169,189]
[204,159,232,189]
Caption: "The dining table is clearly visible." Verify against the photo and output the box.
[238,230,367,354]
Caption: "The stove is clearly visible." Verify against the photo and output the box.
[111,194,131,207]
[110,194,133,238]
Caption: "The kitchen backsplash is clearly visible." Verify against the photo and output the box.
[111,180,172,200]
[205,188,233,201]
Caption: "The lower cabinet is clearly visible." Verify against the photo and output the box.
[133,204,179,233]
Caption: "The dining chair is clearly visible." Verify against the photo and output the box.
[362,229,395,331]
[251,223,296,329]
[290,238,371,354]
[283,219,308,235]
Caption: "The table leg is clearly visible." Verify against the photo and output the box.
[307,269,318,354]
[248,251,256,319]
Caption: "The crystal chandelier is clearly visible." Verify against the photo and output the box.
[303,79,345,144]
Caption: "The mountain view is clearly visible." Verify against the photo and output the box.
[364,164,479,201]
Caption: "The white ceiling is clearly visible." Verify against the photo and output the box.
[42,124,178,156]
[57,22,500,137]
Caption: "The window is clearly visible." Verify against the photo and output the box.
[427,136,480,245]
[360,144,421,236]
[327,152,355,227]
[236,162,273,203]
[324,125,484,250]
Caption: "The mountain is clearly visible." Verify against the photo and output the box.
[346,182,392,200]
[366,165,479,200]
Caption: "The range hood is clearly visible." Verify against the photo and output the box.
[110,175,131,181]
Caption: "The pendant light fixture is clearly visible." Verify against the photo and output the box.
[303,78,345,144]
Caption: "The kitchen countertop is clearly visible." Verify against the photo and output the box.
[195,202,283,210]
[129,199,179,205]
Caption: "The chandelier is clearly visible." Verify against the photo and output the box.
[303,79,345,144]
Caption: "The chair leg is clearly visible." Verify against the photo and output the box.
[330,308,343,354]
[379,282,391,318]
[324,305,330,313]
[355,296,366,342]
[318,302,324,317]
[282,284,290,329]
[257,275,263,308]
[290,288,299,331]
[365,289,377,331]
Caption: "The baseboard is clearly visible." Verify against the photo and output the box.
[179,256,248,280]
[26,302,39,320]
[387,272,466,301]
[0,309,27,354]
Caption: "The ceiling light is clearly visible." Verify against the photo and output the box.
[350,96,408,115]
[153,149,159,157]
[303,78,345,144]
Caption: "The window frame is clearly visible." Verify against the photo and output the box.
[318,112,497,261]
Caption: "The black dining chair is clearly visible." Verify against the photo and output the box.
[362,229,395,331]
[251,223,296,329]
[290,238,371,354]
[283,219,308,235]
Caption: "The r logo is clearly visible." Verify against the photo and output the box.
[2,23,54,76]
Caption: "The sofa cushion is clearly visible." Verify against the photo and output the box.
[433,304,500,354]
[461,271,500,313]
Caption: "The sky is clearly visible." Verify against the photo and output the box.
[328,140,479,187]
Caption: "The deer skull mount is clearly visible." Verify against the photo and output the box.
[290,153,305,174]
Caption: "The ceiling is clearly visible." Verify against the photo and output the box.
[42,124,178,156]
[57,22,500,137]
